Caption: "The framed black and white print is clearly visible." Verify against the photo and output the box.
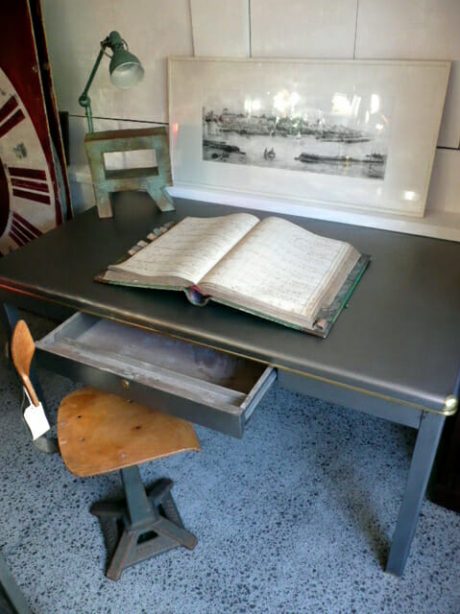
[169,57,450,217]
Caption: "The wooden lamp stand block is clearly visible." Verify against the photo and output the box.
[85,127,175,218]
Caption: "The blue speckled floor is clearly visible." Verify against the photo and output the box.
[0,315,459,614]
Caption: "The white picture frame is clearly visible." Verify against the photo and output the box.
[168,57,450,218]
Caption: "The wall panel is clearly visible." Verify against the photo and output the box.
[41,0,193,123]
[355,0,460,148]
[426,149,460,214]
[250,0,357,58]
[191,0,249,57]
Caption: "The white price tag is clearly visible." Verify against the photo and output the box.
[23,390,51,440]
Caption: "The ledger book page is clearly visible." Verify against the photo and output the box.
[201,217,359,321]
[109,213,259,286]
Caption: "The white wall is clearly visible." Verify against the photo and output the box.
[41,0,460,216]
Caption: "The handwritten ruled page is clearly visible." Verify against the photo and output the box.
[201,217,359,323]
[109,213,259,286]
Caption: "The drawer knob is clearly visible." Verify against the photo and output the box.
[120,378,130,390]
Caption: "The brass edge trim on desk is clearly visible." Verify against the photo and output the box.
[274,363,458,418]
[1,282,457,418]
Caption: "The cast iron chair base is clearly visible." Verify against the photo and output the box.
[91,467,197,581]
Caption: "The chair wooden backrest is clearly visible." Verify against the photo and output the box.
[10,320,40,407]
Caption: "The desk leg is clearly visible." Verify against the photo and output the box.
[0,551,32,614]
[386,411,445,576]
[0,302,20,347]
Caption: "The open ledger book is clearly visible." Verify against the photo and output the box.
[98,213,369,337]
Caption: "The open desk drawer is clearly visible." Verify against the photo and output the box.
[36,313,276,438]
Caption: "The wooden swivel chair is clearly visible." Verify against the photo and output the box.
[10,320,200,581]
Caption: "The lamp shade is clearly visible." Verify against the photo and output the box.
[79,30,145,132]
[109,47,144,89]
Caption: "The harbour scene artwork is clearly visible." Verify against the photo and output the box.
[202,91,390,180]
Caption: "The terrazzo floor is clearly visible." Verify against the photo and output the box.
[0,314,459,614]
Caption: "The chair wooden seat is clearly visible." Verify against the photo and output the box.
[58,388,200,477]
[10,319,200,580]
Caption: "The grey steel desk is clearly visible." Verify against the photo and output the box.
[0,193,459,576]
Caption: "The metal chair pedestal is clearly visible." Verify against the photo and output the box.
[91,467,197,581]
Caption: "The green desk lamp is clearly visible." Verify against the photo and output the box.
[78,31,144,133]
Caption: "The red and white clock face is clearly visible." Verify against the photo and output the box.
[0,67,56,255]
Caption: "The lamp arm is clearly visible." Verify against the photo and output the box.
[78,46,106,133]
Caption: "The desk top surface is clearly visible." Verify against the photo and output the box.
[0,194,459,413]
